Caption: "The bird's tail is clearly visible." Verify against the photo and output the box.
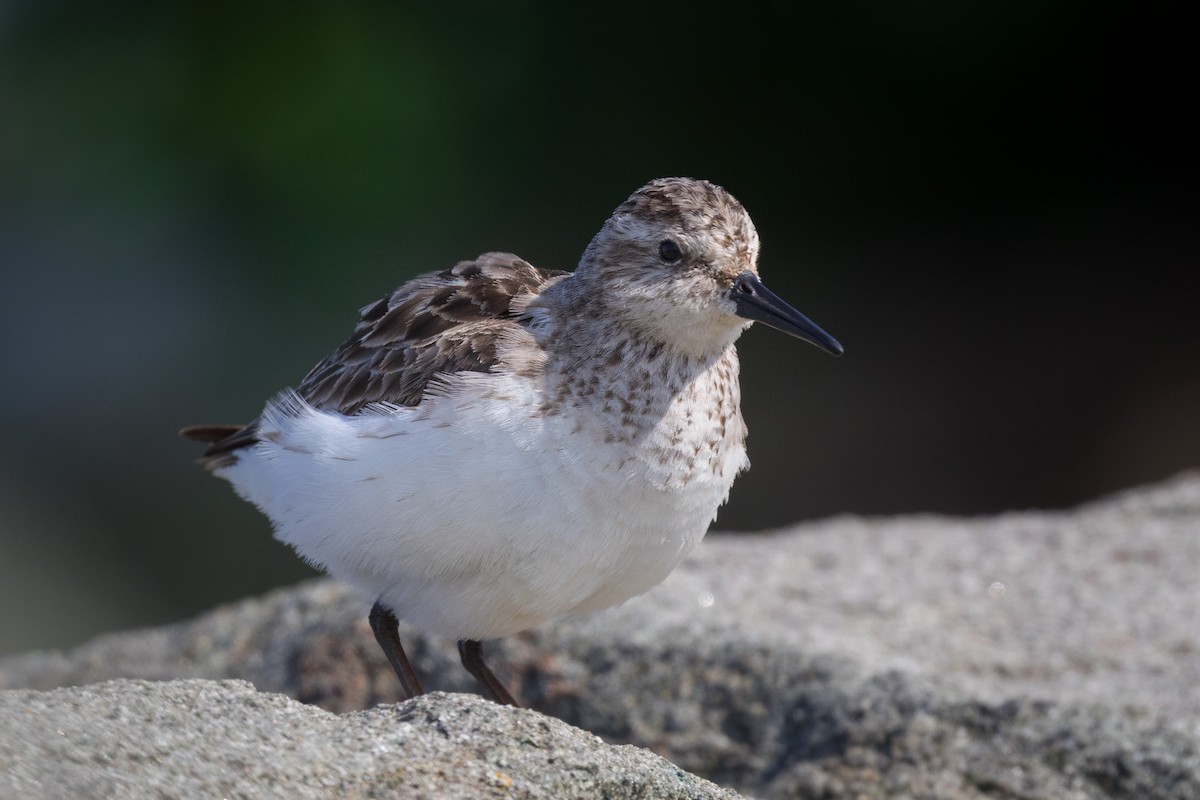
[179,424,244,443]
[179,424,259,470]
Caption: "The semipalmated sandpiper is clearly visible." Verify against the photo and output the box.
[183,177,842,706]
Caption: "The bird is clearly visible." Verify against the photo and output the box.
[181,177,842,707]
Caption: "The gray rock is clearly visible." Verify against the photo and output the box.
[0,680,737,799]
[3,473,1199,798]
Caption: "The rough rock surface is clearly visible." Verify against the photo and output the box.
[0,680,736,799]
[3,473,1199,798]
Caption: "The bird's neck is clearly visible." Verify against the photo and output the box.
[542,317,742,445]
[552,270,745,360]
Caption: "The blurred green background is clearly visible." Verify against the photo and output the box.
[1,2,1195,656]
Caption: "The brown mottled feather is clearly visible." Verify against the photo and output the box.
[180,252,567,467]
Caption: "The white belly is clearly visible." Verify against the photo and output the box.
[219,381,746,639]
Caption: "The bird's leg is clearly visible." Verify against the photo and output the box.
[368,601,425,699]
[458,639,519,707]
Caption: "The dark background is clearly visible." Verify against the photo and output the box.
[2,2,1196,656]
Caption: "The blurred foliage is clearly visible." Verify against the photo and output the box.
[0,0,1195,655]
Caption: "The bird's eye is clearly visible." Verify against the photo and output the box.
[658,239,683,263]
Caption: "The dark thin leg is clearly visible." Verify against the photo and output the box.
[458,639,518,707]
[368,601,425,699]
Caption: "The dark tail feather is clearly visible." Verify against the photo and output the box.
[179,425,244,443]
[180,423,260,469]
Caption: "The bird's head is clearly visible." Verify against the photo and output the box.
[575,177,842,359]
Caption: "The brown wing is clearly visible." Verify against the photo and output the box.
[181,252,567,467]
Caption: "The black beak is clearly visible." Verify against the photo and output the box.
[732,271,843,356]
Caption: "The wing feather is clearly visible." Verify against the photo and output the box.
[181,252,567,467]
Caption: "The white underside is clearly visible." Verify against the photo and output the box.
[218,371,746,639]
